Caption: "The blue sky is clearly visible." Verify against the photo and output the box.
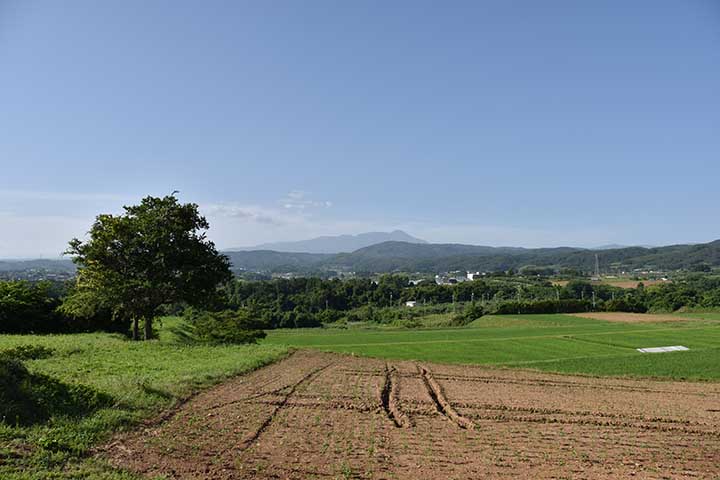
[1,1,719,257]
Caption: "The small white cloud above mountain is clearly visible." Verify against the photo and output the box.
[280,191,332,210]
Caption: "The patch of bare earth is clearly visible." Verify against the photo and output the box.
[103,350,720,479]
[552,280,669,289]
[604,280,669,289]
[567,312,693,323]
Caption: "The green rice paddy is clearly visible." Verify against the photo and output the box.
[264,312,720,381]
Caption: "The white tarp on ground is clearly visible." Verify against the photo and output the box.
[637,345,689,353]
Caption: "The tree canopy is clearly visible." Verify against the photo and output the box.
[63,195,231,340]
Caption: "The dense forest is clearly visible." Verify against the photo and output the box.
[4,273,720,335]
[220,273,720,328]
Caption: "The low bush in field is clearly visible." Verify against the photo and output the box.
[452,303,485,326]
[185,309,267,344]
[493,299,591,315]
[392,318,423,328]
[338,305,428,325]
[604,297,648,313]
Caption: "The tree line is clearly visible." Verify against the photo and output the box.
[2,195,720,338]
[5,272,720,335]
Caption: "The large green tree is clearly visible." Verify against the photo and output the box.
[64,195,231,340]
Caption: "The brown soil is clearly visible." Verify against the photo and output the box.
[551,280,668,289]
[567,312,692,323]
[603,279,668,289]
[103,350,720,479]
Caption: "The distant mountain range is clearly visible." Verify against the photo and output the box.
[592,244,656,250]
[233,230,427,254]
[225,239,720,274]
[4,236,720,278]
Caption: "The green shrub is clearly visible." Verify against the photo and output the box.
[392,318,422,328]
[284,308,322,328]
[316,309,344,324]
[187,309,267,344]
[452,303,485,326]
[604,297,648,313]
[493,299,591,315]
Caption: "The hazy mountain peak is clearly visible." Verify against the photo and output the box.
[592,244,656,250]
[235,230,427,254]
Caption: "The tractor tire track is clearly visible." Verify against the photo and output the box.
[418,365,475,429]
[106,351,720,480]
[379,364,412,427]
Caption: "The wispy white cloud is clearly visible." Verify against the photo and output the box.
[201,200,383,249]
[203,204,294,227]
[280,190,332,210]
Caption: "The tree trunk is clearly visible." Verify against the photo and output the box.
[132,318,139,341]
[144,316,153,340]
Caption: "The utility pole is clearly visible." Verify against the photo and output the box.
[556,287,561,313]
[592,290,596,309]
[595,254,600,278]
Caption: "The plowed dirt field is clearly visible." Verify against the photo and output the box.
[104,350,720,479]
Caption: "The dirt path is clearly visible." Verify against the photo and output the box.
[104,350,720,479]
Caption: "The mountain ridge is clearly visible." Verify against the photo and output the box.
[230,230,427,254]
[4,239,719,277]
[224,239,720,273]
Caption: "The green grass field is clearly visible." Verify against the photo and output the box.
[264,312,720,381]
[0,318,288,479]
[4,312,720,478]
